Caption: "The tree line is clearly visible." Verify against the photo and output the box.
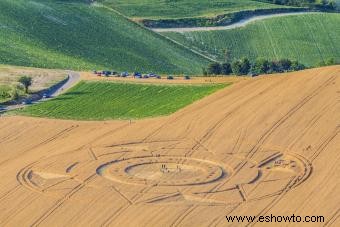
[256,0,337,10]
[203,58,306,76]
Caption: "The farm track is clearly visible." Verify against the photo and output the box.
[0,66,339,226]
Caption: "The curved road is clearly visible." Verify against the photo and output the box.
[50,71,80,97]
[0,71,80,113]
[152,12,319,33]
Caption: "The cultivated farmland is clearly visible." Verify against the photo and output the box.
[164,13,340,66]
[0,0,210,74]
[99,0,299,28]
[99,0,290,19]
[17,81,226,120]
[0,66,339,226]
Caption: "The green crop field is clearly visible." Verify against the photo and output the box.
[0,0,210,74]
[164,13,340,67]
[99,0,298,28]
[98,0,288,19]
[16,81,226,120]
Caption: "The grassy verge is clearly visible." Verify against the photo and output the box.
[16,81,227,120]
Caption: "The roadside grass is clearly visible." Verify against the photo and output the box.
[16,81,227,120]
[0,84,14,103]
[164,13,340,67]
[0,65,67,91]
[0,65,67,104]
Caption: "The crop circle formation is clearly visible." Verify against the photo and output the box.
[97,156,225,186]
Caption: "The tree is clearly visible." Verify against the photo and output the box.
[240,57,251,75]
[223,48,231,63]
[202,67,208,76]
[278,59,292,71]
[325,58,335,65]
[291,60,305,71]
[221,62,232,75]
[231,60,242,76]
[207,62,222,75]
[253,58,270,74]
[18,76,32,93]
[268,61,281,73]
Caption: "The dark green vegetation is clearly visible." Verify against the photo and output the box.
[0,85,11,102]
[258,0,337,10]
[18,76,32,93]
[164,13,340,67]
[205,58,305,76]
[17,81,226,120]
[0,0,210,74]
[0,83,27,103]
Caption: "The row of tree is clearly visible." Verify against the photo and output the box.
[203,58,306,76]
[256,0,337,10]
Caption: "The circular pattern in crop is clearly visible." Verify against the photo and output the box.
[96,156,225,186]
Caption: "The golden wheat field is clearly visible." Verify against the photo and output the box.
[0,66,339,226]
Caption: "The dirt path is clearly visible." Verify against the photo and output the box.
[152,12,319,33]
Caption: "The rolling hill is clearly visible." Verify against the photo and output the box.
[0,0,210,74]
[163,13,340,67]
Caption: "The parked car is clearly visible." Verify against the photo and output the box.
[133,72,142,77]
[22,100,32,105]
[42,93,49,98]
[156,75,161,79]
[143,74,149,79]
[147,73,157,78]
[184,75,190,80]
[102,71,112,76]
[248,72,259,77]
[167,75,174,80]
[120,72,129,77]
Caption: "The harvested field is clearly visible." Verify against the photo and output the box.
[0,66,339,226]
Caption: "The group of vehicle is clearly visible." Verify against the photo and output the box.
[93,71,190,80]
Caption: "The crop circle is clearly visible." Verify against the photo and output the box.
[97,156,225,186]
